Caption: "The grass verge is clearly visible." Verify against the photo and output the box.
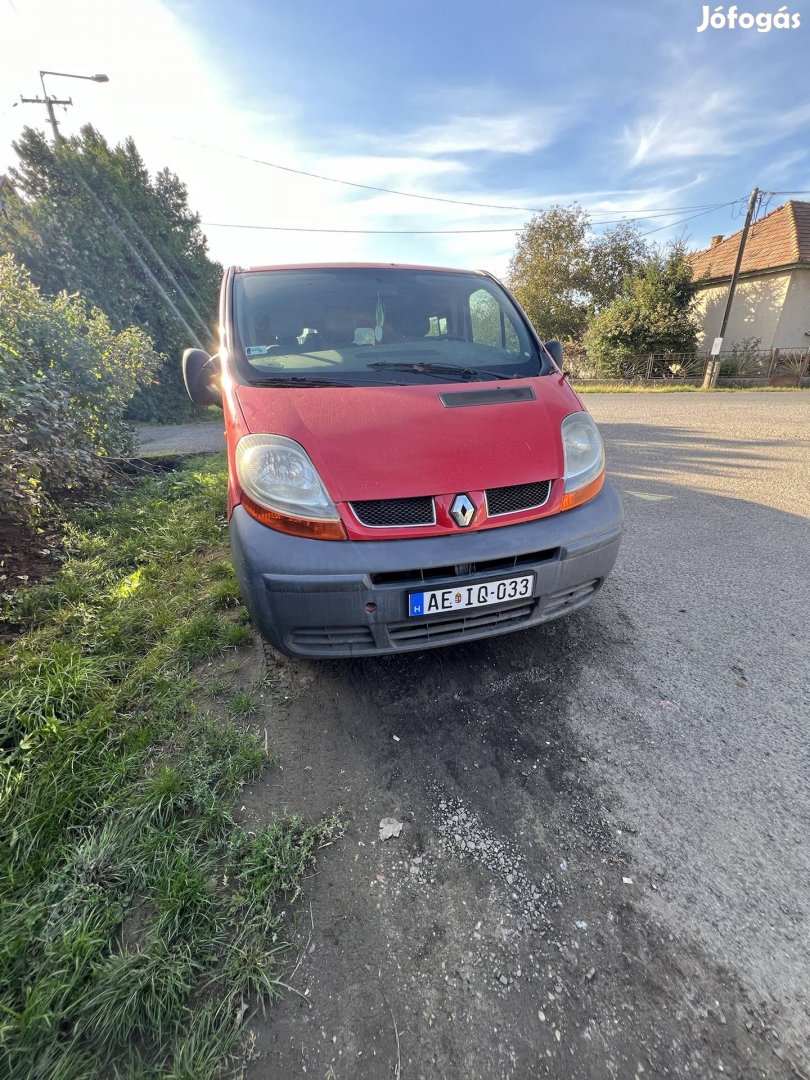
[0,455,338,1079]
[573,382,808,393]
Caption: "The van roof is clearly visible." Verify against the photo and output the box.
[235,262,489,275]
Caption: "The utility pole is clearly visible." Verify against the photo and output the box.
[20,73,72,141]
[702,186,760,389]
[19,70,109,142]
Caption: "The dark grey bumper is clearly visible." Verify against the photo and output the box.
[230,481,623,657]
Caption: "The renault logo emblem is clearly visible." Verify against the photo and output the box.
[450,493,475,527]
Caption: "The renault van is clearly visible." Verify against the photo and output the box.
[183,263,623,657]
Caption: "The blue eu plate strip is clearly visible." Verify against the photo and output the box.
[409,593,425,617]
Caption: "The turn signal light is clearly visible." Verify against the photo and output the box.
[241,495,347,540]
[560,471,605,512]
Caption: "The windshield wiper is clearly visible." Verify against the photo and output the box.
[366,361,521,382]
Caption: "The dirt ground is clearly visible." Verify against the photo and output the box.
[204,394,809,1080]
[0,518,60,614]
[214,621,793,1080]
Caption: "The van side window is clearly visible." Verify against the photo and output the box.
[469,288,521,353]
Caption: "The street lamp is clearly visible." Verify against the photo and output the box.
[20,70,110,141]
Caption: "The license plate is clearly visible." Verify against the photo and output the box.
[408,573,534,617]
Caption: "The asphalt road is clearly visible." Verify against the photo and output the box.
[186,392,809,1077]
[135,420,224,457]
[574,393,809,1043]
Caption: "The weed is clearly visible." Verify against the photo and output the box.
[228,691,257,720]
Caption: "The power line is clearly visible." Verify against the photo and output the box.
[201,200,738,236]
[174,136,731,219]
[175,138,543,212]
[640,201,742,236]
[201,222,522,234]
[180,134,749,236]
[591,204,730,225]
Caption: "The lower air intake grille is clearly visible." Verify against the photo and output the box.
[538,579,600,618]
[485,480,551,516]
[388,601,534,646]
[289,626,375,652]
[351,496,435,527]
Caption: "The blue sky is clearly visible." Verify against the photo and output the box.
[1,0,808,273]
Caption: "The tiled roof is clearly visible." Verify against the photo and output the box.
[690,200,810,282]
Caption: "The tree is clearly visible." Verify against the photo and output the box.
[0,254,161,523]
[507,205,648,342]
[0,126,221,420]
[588,221,650,310]
[582,244,701,375]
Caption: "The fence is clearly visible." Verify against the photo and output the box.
[567,347,810,384]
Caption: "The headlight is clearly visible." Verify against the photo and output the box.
[235,434,346,539]
[560,412,605,510]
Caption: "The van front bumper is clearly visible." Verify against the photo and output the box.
[229,480,623,658]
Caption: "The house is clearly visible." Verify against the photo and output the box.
[690,200,810,352]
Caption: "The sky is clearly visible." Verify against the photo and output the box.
[1,0,808,276]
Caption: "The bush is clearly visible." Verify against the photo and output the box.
[583,244,700,376]
[0,254,162,523]
[125,355,199,423]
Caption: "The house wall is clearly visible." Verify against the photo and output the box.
[773,269,810,349]
[694,272,792,350]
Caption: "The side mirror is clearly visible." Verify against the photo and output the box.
[182,349,222,408]
[543,340,564,369]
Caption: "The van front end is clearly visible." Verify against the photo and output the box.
[229,479,623,658]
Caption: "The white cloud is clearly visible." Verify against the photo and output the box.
[622,74,810,170]
[624,84,740,167]
[389,108,565,156]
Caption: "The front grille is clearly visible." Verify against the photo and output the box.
[485,480,551,516]
[289,625,375,652]
[388,601,534,646]
[370,546,559,588]
[350,496,435,528]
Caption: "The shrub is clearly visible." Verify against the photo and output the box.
[0,254,161,523]
[719,336,763,376]
[583,244,700,377]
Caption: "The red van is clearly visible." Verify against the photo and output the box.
[183,263,623,657]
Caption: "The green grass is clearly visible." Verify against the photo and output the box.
[0,455,338,1079]
[228,692,257,720]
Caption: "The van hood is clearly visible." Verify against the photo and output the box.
[235,376,579,502]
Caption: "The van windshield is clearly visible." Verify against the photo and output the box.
[232,267,544,386]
